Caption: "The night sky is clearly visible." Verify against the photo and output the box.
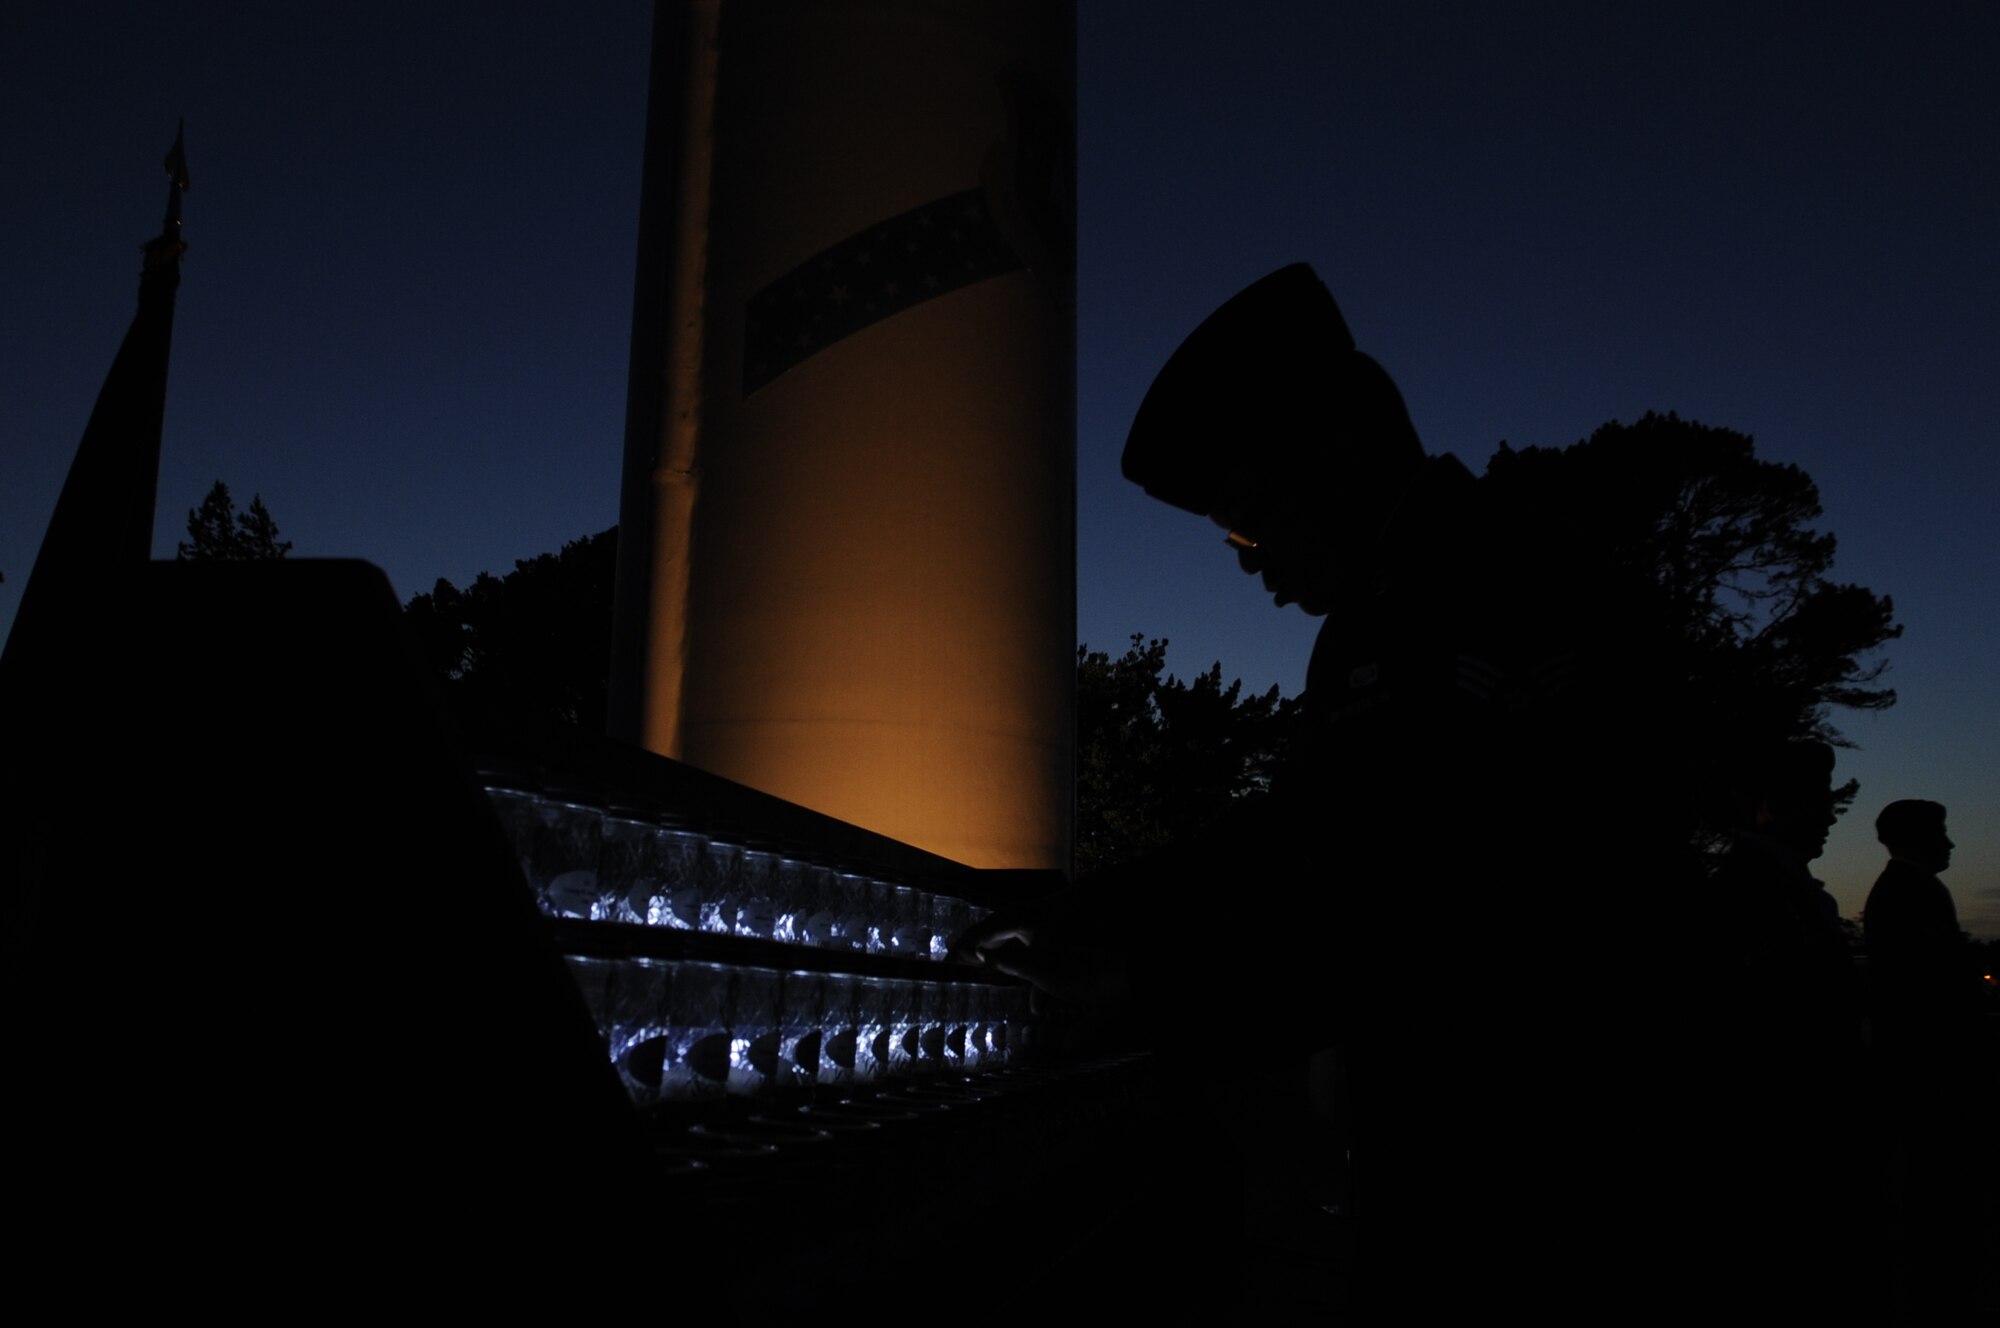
[4,2,1994,934]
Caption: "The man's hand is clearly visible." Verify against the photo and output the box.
[952,893,1133,1007]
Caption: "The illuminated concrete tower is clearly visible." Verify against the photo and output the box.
[611,1,1075,871]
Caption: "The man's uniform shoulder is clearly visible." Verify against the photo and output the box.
[1300,454,1599,740]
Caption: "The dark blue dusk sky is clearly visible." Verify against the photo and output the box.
[4,2,1994,933]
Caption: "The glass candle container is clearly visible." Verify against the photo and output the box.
[729,966,783,1097]
[817,974,860,1087]
[854,977,893,1084]
[778,970,825,1093]
[652,822,707,930]
[660,960,732,1101]
[597,805,660,924]
[697,838,742,935]
[793,861,842,949]
[529,787,604,919]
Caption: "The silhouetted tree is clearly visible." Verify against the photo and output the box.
[176,481,292,561]
[403,526,617,737]
[1485,413,1898,750]
[1076,634,1304,874]
[1482,414,1899,843]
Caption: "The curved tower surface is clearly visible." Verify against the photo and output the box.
[612,1,1076,871]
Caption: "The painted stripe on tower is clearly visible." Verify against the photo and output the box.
[742,187,1023,395]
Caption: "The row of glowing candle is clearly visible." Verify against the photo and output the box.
[486,783,991,959]
[567,956,1034,1104]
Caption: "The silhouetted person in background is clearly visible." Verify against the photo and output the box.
[1866,800,1971,1041]
[1701,740,1856,1050]
[962,264,1706,1318]
[1693,740,1872,1321]
[1863,800,1993,1321]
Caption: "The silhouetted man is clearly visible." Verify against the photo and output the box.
[1694,740,1869,1320]
[963,264,1704,1317]
[1701,740,1855,1049]
[1865,799,1970,1040]
[1863,800,1991,1320]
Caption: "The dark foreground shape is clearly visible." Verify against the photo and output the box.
[5,561,653,1292]
[3,560,1200,1315]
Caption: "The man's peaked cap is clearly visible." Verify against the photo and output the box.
[1121,263,1423,518]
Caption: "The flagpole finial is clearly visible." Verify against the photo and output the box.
[148,121,191,272]
[162,120,190,234]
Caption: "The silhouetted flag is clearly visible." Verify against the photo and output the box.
[164,120,191,192]
[742,187,1022,394]
[1,130,187,672]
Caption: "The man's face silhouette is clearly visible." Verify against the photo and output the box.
[1211,486,1343,616]
[1892,823,1954,874]
[1762,780,1837,864]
